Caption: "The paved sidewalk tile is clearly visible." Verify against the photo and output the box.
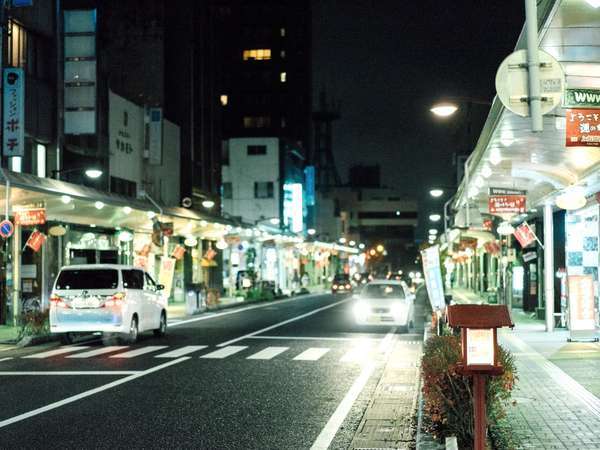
[349,340,422,449]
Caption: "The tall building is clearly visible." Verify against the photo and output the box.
[217,0,311,151]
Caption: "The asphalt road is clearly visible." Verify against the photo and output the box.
[0,292,423,449]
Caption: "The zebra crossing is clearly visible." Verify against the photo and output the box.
[12,341,422,364]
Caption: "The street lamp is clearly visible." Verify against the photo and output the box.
[429,189,444,198]
[430,103,458,117]
[429,213,441,222]
[51,166,103,180]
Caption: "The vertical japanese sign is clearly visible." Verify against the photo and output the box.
[158,257,176,301]
[3,68,25,157]
[421,245,446,310]
[147,107,163,165]
[568,275,596,340]
[566,109,600,147]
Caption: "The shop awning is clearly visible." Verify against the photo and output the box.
[455,0,600,217]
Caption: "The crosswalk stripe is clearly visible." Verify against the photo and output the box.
[155,346,208,358]
[23,346,90,359]
[67,346,129,358]
[247,346,289,360]
[109,346,169,358]
[340,345,373,363]
[200,346,247,359]
[294,348,330,361]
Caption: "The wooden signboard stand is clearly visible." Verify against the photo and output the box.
[447,304,514,450]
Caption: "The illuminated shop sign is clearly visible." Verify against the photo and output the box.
[283,183,304,233]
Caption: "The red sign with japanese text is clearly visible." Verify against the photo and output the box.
[488,195,526,214]
[513,222,536,248]
[14,208,46,226]
[566,108,600,147]
[25,230,46,252]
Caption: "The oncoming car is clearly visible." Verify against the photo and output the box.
[352,280,415,332]
[49,264,167,344]
[331,273,352,295]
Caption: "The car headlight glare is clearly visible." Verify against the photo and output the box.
[353,301,370,317]
[391,302,406,317]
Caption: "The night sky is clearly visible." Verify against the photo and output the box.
[312,0,525,238]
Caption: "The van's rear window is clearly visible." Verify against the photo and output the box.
[55,269,119,290]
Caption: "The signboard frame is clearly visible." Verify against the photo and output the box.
[567,274,598,342]
[420,245,446,311]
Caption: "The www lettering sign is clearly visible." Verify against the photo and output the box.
[564,88,600,109]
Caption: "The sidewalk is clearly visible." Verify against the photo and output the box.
[450,288,600,449]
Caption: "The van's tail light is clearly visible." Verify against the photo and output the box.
[105,292,126,307]
[50,294,70,308]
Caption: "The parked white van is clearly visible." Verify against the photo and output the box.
[49,264,167,344]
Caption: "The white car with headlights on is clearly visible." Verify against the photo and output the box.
[49,264,167,344]
[352,280,415,332]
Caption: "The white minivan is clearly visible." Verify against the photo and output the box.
[49,264,167,344]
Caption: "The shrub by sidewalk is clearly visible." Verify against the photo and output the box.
[16,309,52,346]
[420,330,518,449]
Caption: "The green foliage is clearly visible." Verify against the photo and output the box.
[421,334,518,449]
[17,309,50,341]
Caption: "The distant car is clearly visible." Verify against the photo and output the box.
[352,280,415,332]
[331,273,353,295]
[49,264,167,344]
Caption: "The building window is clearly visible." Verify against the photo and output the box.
[222,182,232,199]
[36,144,46,178]
[280,50,286,59]
[247,145,267,155]
[280,27,286,37]
[243,49,271,61]
[8,20,51,80]
[281,117,286,128]
[280,72,287,83]
[220,94,228,106]
[110,176,137,198]
[243,116,271,129]
[254,181,274,199]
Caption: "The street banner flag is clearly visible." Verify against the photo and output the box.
[171,244,186,260]
[513,222,537,248]
[25,230,46,252]
[420,245,446,311]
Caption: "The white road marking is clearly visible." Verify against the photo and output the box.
[0,371,141,376]
[0,357,13,362]
[247,335,379,342]
[155,345,208,358]
[200,346,248,359]
[378,328,397,354]
[22,346,90,359]
[217,297,351,347]
[293,348,330,361]
[247,346,289,360]
[340,341,374,363]
[170,292,326,328]
[310,362,376,450]
[109,346,169,358]
[0,357,189,429]
[66,346,129,358]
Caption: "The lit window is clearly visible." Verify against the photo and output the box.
[243,49,271,61]
[280,27,286,37]
[37,144,46,178]
[281,117,286,128]
[280,50,286,59]
[220,94,228,106]
[243,116,271,129]
[280,72,287,83]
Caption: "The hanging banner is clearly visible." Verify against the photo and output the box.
[513,222,537,248]
[566,109,600,147]
[568,275,596,341]
[420,245,446,311]
[488,187,527,215]
[171,244,186,260]
[25,230,46,252]
[14,208,46,226]
[158,257,176,301]
[564,88,600,109]
[3,68,25,157]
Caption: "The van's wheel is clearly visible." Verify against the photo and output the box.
[123,316,139,344]
[154,311,167,337]
[60,332,75,345]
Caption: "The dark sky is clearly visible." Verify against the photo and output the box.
[312,0,525,233]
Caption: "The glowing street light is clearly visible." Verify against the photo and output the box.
[429,189,444,198]
[430,103,458,117]
[429,213,441,222]
[376,244,385,253]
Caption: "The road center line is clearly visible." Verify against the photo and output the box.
[0,357,190,429]
[247,335,380,342]
[169,293,326,328]
[217,298,351,347]
[310,362,375,450]
[0,371,142,376]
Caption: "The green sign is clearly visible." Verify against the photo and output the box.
[564,88,600,108]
